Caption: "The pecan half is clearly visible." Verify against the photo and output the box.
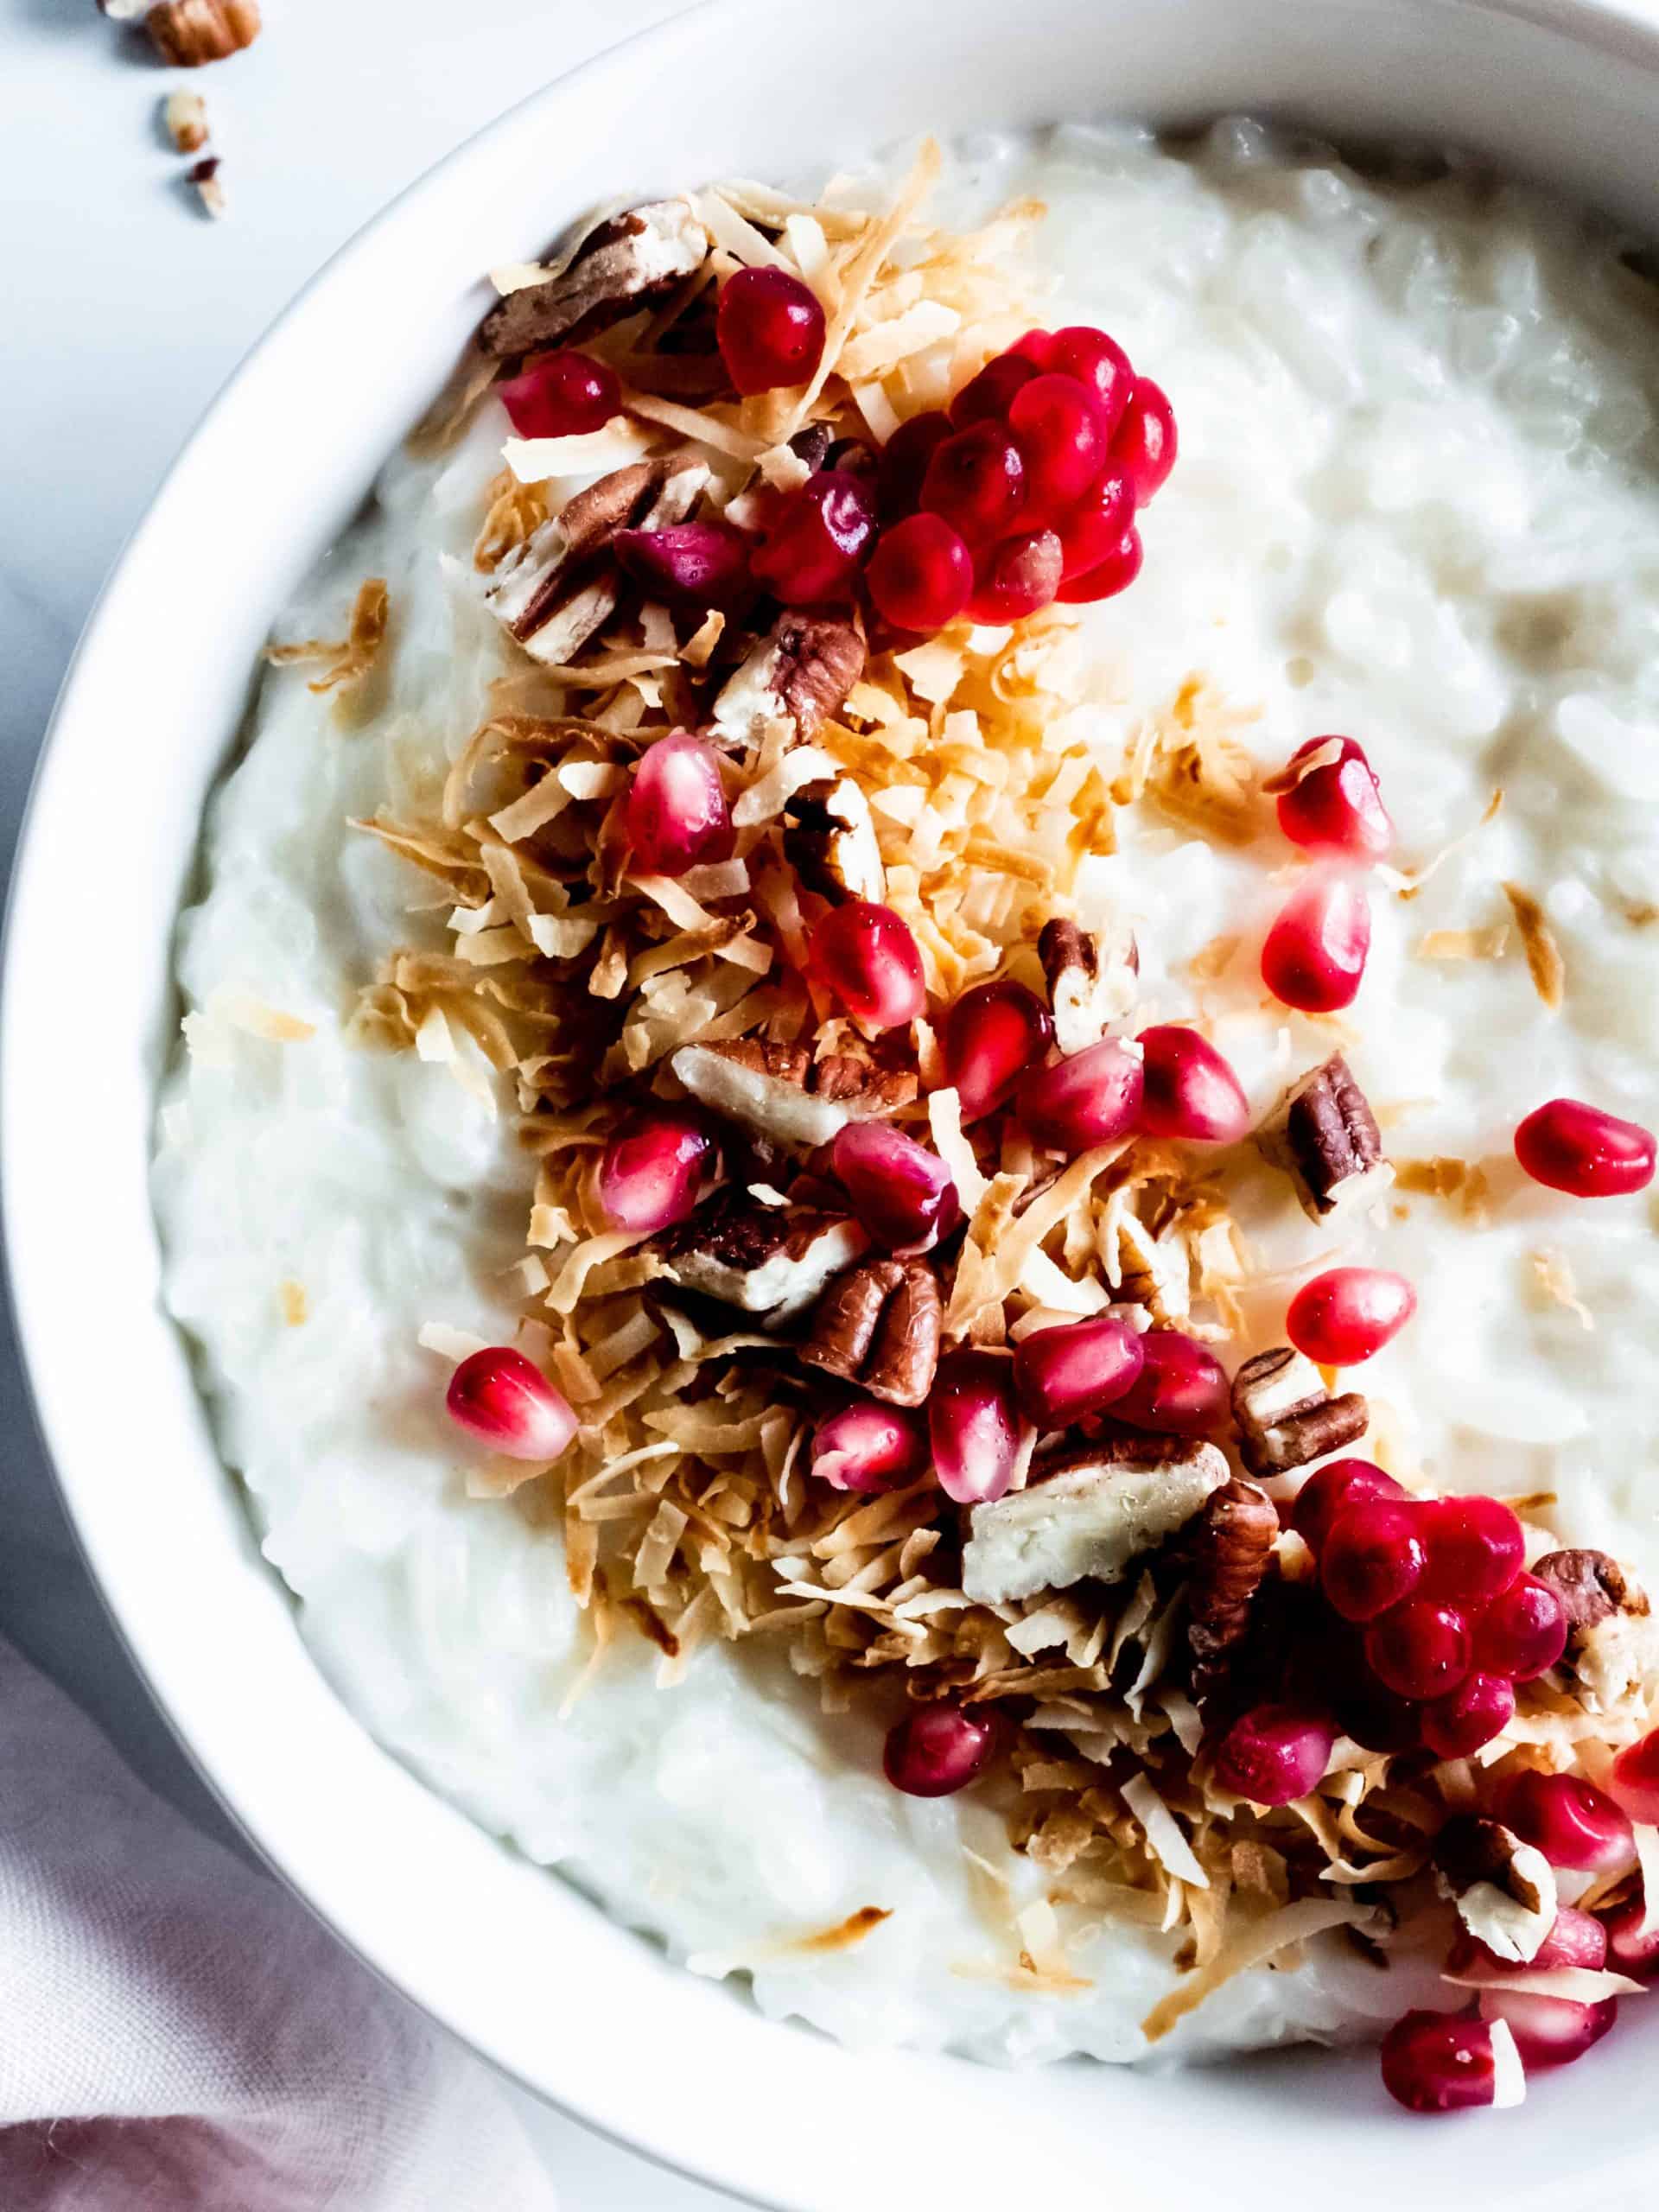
[671,1039,912,1154]
[961,1440,1230,1606]
[1186,1477,1279,1699]
[1433,1815,1558,1965]
[799,1258,941,1407]
[710,613,866,746]
[658,1204,868,1323]
[1231,1345,1368,1474]
[784,776,886,905]
[1038,915,1138,1053]
[480,200,709,359]
[1257,1053,1393,1221]
[146,0,259,64]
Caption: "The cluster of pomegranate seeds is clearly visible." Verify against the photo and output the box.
[596,1107,715,1234]
[809,899,926,1033]
[1286,1265,1416,1365]
[883,1702,997,1797]
[928,1350,1026,1505]
[446,1346,577,1463]
[498,350,620,439]
[1012,1314,1144,1430]
[810,1400,927,1495]
[716,265,826,395]
[625,729,734,878]
[830,1122,960,1254]
[1513,1096,1656,1198]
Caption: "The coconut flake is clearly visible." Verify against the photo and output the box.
[1122,1773,1209,1890]
[418,1322,489,1363]
[1488,2017,1527,2108]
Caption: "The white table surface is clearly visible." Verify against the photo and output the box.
[0,0,731,2201]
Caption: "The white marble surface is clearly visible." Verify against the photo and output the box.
[0,0,730,2201]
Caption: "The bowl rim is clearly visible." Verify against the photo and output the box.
[11,0,1659,2202]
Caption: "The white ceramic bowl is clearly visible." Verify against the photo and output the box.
[9,0,1659,2202]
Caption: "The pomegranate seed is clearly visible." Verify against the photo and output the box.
[1211,1705,1335,1806]
[717,265,826,395]
[941,980,1053,1120]
[865,512,974,632]
[626,729,734,878]
[1056,525,1144,605]
[810,899,926,1033]
[1110,1329,1229,1436]
[1418,1496,1525,1609]
[949,351,1040,427]
[1007,372,1110,513]
[1502,1771,1635,1872]
[1044,327,1135,439]
[1012,1314,1145,1429]
[1380,2012,1507,2113]
[1286,1266,1416,1366]
[446,1347,577,1462]
[1514,1098,1656,1198]
[1366,1601,1471,1701]
[928,1350,1026,1505]
[1136,1024,1251,1143]
[1609,1726,1659,1825]
[920,423,1027,543]
[1261,871,1370,1012]
[1011,329,1058,368]
[883,1701,997,1796]
[1016,1037,1144,1155]
[1604,1896,1659,1979]
[1421,1671,1516,1758]
[1337,1678,1424,1754]
[1056,471,1135,579]
[1471,1575,1568,1681]
[1450,1905,1608,1979]
[966,528,1065,624]
[1290,1459,1408,1553]
[1111,378,1178,504]
[1274,735,1394,861]
[830,1122,959,1255]
[811,1399,928,1494]
[878,410,952,518]
[497,350,620,439]
[1320,1500,1427,1621]
[752,471,877,605]
[613,520,752,608]
[1477,1987,1617,2070]
[597,1107,715,1234]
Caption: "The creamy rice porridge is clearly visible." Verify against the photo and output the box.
[154,119,1659,2097]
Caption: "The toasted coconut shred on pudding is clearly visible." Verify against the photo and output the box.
[156,122,1659,2104]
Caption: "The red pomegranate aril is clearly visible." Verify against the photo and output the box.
[1320,1499,1427,1621]
[866,512,975,633]
[1478,1988,1617,2070]
[1471,1575,1568,1682]
[949,350,1040,427]
[1421,1671,1516,1758]
[1418,1496,1525,1609]
[1609,1726,1659,1825]
[1604,1896,1659,1980]
[929,1350,1026,1505]
[941,979,1054,1120]
[1012,1315,1145,1430]
[878,409,953,518]
[920,422,1027,543]
[1110,1329,1229,1436]
[811,1400,928,1495]
[1366,1601,1471,1702]
[626,729,734,878]
[717,265,826,395]
[1502,1771,1635,1872]
[810,899,926,1033]
[1380,2012,1507,2114]
[497,350,620,439]
[1044,326,1135,439]
[1056,525,1144,605]
[1290,1459,1408,1553]
[1274,735,1394,862]
[613,520,752,607]
[1286,1266,1416,1366]
[1056,471,1135,578]
[967,528,1065,624]
[1111,377,1178,505]
[1136,1024,1251,1143]
[1450,1905,1608,1980]
[752,470,877,605]
[1007,372,1110,512]
[1211,1705,1335,1806]
[883,1702,997,1797]
[596,1107,715,1235]
[446,1347,577,1463]
[830,1122,959,1255]
[1016,1036,1145,1155]
[1261,871,1371,1012]
[1514,1098,1656,1198]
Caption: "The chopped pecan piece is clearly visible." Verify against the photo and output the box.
[671,1039,912,1154]
[961,1440,1230,1606]
[188,155,226,220]
[1532,1548,1645,1634]
[1038,914,1137,1053]
[788,423,835,473]
[799,1258,941,1408]
[1534,1548,1657,1708]
[811,1055,916,1111]
[1231,1345,1368,1474]
[1433,1815,1558,1965]
[658,1204,867,1324]
[146,0,259,64]
[1186,1477,1279,1699]
[1257,1053,1393,1220]
[163,89,209,153]
[480,200,709,359]
[784,776,886,905]
[710,613,866,746]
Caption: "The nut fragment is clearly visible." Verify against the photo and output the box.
[1257,1053,1393,1220]
[1231,1345,1369,1474]
[1433,1815,1558,1965]
[1038,915,1138,1053]
[961,1440,1230,1606]
[1535,1548,1658,1709]
[480,200,709,359]
[146,0,259,64]
[671,1039,912,1155]
[1115,1209,1190,1325]
[784,776,886,905]
[1532,1548,1645,1634]
[710,613,866,746]
[1186,1477,1279,1699]
[799,1257,941,1407]
[658,1204,867,1323]
[188,156,226,220]
[162,89,209,153]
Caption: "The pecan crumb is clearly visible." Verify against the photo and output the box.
[1258,1052,1392,1220]
[1038,915,1137,1052]
[799,1257,941,1407]
[147,0,260,65]
[1231,1345,1368,1474]
[188,155,226,220]
[1186,1477,1278,1700]
[162,88,209,153]
[1532,1548,1647,1634]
